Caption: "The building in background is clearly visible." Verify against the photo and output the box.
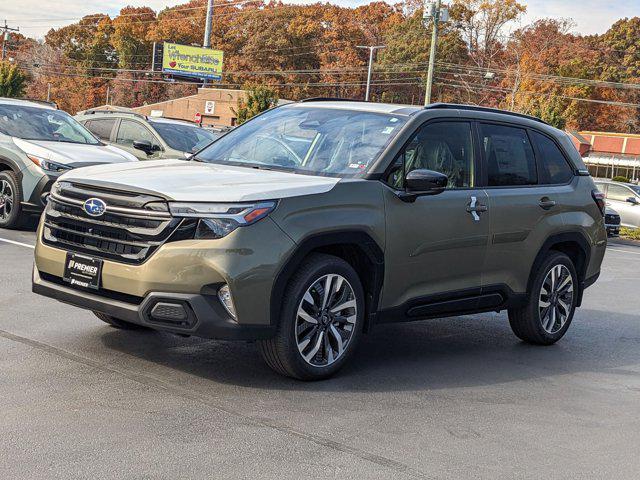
[131,88,246,127]
[569,131,640,182]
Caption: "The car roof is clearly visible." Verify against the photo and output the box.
[0,97,57,110]
[286,100,421,116]
[286,100,555,131]
[147,117,199,126]
[77,111,199,127]
[594,179,638,187]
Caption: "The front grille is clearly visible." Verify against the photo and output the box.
[605,213,620,225]
[42,182,183,264]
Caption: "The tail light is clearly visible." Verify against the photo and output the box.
[592,190,606,216]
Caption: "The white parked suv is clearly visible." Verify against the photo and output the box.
[0,98,138,229]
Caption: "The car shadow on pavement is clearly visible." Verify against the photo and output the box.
[99,308,640,392]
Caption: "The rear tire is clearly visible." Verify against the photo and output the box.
[508,252,578,345]
[93,311,148,330]
[258,253,365,380]
[0,171,28,230]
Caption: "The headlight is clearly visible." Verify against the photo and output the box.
[27,155,72,173]
[169,201,276,239]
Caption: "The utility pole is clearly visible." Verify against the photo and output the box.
[1,21,20,61]
[46,83,51,102]
[356,45,385,102]
[202,0,214,87]
[423,0,447,105]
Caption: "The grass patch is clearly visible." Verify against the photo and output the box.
[620,227,640,241]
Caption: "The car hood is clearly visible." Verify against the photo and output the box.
[13,138,138,166]
[59,159,341,202]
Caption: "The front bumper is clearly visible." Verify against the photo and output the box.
[33,216,297,338]
[605,224,620,237]
[22,173,56,213]
[32,269,275,340]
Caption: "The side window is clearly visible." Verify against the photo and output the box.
[594,182,606,195]
[116,120,160,148]
[607,184,634,202]
[531,131,574,184]
[480,123,537,186]
[386,121,474,189]
[85,119,116,141]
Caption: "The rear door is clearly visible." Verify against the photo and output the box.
[480,123,574,294]
[84,118,117,143]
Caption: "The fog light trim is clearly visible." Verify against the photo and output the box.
[218,284,236,319]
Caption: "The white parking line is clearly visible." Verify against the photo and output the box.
[0,237,35,249]
[607,248,640,256]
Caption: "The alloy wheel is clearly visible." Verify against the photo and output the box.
[0,179,13,221]
[539,264,574,334]
[295,273,357,367]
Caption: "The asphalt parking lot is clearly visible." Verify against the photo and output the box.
[1,228,639,479]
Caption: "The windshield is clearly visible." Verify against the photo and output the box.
[631,185,640,195]
[194,106,408,176]
[151,121,218,153]
[0,104,100,145]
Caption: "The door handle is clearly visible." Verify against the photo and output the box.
[466,196,488,221]
[539,198,556,210]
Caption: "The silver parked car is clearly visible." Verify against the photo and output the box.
[75,111,220,160]
[0,98,137,229]
[594,180,640,228]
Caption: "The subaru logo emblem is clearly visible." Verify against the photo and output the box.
[83,198,106,217]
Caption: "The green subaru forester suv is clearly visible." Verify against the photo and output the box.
[32,100,606,380]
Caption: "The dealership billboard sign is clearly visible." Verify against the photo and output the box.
[161,43,223,81]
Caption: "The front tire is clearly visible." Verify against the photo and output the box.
[258,254,365,380]
[0,171,28,230]
[508,252,578,345]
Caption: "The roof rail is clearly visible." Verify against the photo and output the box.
[299,97,365,103]
[16,97,58,109]
[83,109,147,120]
[425,103,550,125]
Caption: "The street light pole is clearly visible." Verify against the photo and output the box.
[202,0,214,87]
[424,0,442,105]
[356,45,385,102]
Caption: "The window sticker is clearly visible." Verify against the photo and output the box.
[382,126,395,134]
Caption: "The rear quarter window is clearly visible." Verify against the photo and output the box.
[531,131,574,184]
[85,119,116,141]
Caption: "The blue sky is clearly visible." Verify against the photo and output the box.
[3,0,640,39]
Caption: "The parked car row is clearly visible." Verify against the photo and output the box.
[0,98,225,229]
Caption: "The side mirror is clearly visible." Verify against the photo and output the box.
[398,169,448,202]
[133,140,159,155]
[627,196,639,205]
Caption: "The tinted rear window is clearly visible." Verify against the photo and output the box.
[480,123,537,186]
[531,131,573,184]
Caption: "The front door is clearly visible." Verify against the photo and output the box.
[114,119,163,160]
[381,120,490,316]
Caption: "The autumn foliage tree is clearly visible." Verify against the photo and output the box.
[8,0,640,133]
[233,85,279,124]
[0,63,26,97]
